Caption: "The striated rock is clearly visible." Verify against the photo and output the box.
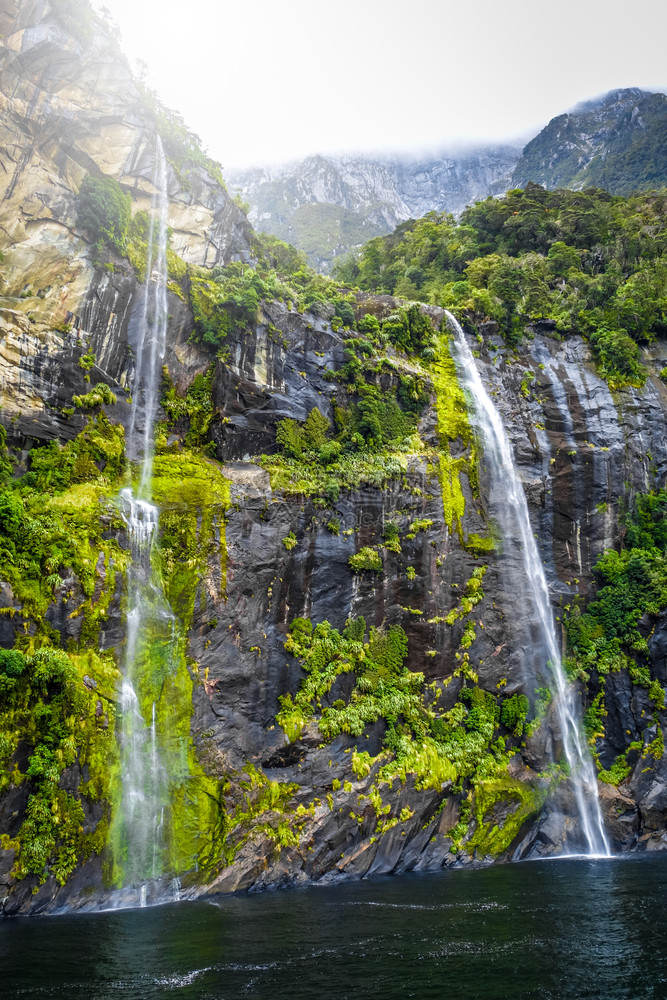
[0,0,252,438]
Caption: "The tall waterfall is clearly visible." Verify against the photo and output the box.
[445,311,610,857]
[115,138,176,891]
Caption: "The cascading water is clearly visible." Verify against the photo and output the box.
[445,311,610,857]
[114,137,177,895]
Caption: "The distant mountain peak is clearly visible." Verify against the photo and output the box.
[229,88,667,273]
[512,88,667,194]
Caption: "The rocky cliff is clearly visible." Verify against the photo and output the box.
[1,0,667,917]
[0,0,252,430]
[228,147,520,272]
[512,88,667,195]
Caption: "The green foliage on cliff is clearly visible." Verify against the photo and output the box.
[152,451,231,627]
[125,210,187,288]
[0,418,126,632]
[348,547,383,573]
[0,646,119,887]
[338,185,667,386]
[566,488,667,779]
[264,342,428,499]
[160,366,215,451]
[0,410,132,889]
[77,175,131,254]
[280,617,530,791]
[187,234,356,349]
[72,384,117,409]
[567,488,667,677]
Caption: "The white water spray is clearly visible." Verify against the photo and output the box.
[445,312,610,857]
[116,138,175,888]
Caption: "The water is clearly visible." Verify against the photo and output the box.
[114,138,173,889]
[128,136,170,496]
[2,855,666,999]
[445,312,609,856]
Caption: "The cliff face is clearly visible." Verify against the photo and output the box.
[512,88,667,194]
[2,2,667,917]
[0,0,252,433]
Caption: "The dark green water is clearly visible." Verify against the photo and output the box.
[2,855,666,999]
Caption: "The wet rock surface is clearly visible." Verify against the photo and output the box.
[2,5,667,917]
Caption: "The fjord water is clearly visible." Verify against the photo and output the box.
[446,312,609,856]
[112,137,174,889]
[2,855,667,999]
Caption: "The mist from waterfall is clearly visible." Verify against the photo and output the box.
[445,311,610,857]
[114,137,178,893]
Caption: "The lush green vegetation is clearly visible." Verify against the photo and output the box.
[0,646,119,887]
[259,307,431,501]
[0,414,128,888]
[76,175,131,255]
[186,233,357,350]
[277,614,548,854]
[159,366,215,452]
[335,185,667,386]
[566,489,667,774]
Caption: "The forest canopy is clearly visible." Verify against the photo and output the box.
[334,184,667,386]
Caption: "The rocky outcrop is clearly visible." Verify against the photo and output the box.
[512,88,667,194]
[0,0,252,433]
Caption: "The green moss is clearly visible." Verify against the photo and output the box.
[219,764,306,863]
[464,532,497,556]
[107,451,232,884]
[431,334,473,534]
[467,776,547,858]
[152,451,230,627]
[0,645,121,887]
[278,614,517,809]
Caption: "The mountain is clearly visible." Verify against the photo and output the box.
[512,87,667,193]
[231,88,667,272]
[228,146,520,272]
[1,0,667,916]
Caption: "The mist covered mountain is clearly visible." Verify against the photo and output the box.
[228,146,521,271]
[230,88,667,272]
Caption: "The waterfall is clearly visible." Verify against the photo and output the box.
[445,311,610,857]
[115,137,175,891]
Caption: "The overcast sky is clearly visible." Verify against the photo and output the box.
[94,0,666,170]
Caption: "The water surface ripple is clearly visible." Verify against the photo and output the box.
[2,855,666,999]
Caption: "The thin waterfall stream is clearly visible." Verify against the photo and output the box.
[445,311,610,857]
[114,137,180,897]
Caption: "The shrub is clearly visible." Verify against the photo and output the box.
[501,693,530,736]
[349,547,382,573]
[72,384,117,409]
[76,175,131,253]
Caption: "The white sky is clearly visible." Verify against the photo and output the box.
[94,0,667,170]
